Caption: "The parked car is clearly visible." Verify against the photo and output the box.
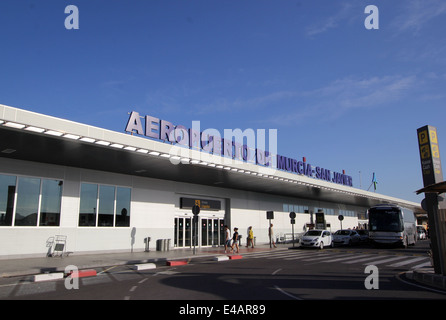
[356,229,369,243]
[417,226,427,240]
[332,229,361,246]
[300,229,333,249]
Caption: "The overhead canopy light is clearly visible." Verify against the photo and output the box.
[4,122,25,129]
[44,130,64,136]
[63,133,81,140]
[25,126,45,133]
[1,148,16,154]
[95,140,111,146]
[79,137,95,143]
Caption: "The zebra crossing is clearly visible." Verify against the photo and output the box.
[241,248,431,270]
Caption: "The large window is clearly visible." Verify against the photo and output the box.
[15,177,41,226]
[79,183,131,227]
[0,174,16,226]
[115,187,131,227]
[39,179,63,226]
[79,183,98,226]
[0,174,62,227]
[283,204,309,213]
[98,185,115,227]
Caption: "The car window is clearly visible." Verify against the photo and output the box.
[305,230,322,236]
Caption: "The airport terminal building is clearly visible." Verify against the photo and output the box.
[0,104,422,259]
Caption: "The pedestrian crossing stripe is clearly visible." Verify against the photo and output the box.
[342,255,392,264]
[410,261,432,269]
[388,256,427,267]
[361,256,406,265]
[240,250,430,270]
[299,254,356,262]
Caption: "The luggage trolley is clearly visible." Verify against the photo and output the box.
[49,235,69,257]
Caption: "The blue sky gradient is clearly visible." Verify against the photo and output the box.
[1,0,445,203]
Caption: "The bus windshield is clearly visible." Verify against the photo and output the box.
[369,208,403,232]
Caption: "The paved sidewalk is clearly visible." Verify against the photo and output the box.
[0,244,286,278]
[3,243,445,293]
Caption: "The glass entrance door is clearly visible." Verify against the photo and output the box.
[201,218,224,247]
[174,217,193,248]
[201,219,208,246]
[175,216,224,248]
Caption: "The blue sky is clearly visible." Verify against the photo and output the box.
[1,0,445,203]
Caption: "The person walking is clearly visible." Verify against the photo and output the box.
[246,226,254,248]
[224,225,231,253]
[231,227,239,253]
[269,223,277,248]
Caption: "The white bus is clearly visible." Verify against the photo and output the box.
[368,204,417,248]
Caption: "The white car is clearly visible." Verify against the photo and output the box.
[300,230,333,249]
[332,229,361,246]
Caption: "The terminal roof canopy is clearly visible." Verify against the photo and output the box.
[0,104,422,212]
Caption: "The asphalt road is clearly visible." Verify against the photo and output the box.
[1,240,445,305]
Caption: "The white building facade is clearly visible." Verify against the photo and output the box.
[0,104,421,259]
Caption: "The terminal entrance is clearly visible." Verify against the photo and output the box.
[201,218,225,247]
[174,216,224,248]
[174,217,193,248]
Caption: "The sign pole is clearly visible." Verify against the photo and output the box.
[417,125,446,275]
[192,205,200,255]
[338,215,344,230]
[290,212,296,247]
[267,211,274,248]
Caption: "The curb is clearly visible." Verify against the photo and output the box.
[411,268,446,291]
[166,260,188,266]
[131,263,156,271]
[1,246,282,279]
[26,252,246,283]
[32,272,65,282]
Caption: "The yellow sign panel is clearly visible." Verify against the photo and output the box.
[418,130,429,145]
[430,129,438,144]
[420,145,431,159]
[195,200,201,207]
[432,145,440,158]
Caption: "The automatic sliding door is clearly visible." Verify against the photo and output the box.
[185,218,191,247]
[201,218,224,247]
[219,219,225,245]
[175,218,178,247]
[212,219,218,246]
[178,218,184,247]
[175,217,192,248]
[176,216,224,248]
[201,218,208,246]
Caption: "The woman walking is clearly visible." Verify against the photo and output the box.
[246,226,254,248]
[231,227,239,253]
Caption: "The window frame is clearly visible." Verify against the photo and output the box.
[78,182,131,228]
[0,173,63,227]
